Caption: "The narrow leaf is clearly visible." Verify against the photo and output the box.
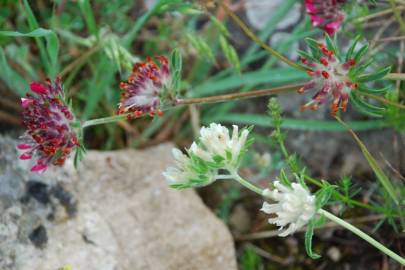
[346,35,361,61]
[356,66,392,83]
[353,44,369,62]
[350,92,385,118]
[335,117,399,205]
[305,220,321,259]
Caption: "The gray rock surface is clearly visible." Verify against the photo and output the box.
[0,136,237,270]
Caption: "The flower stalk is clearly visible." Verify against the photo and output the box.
[319,209,405,265]
[228,175,405,265]
[231,173,264,196]
[81,82,405,129]
[82,114,130,128]
[176,83,304,105]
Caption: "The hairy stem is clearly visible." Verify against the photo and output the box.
[176,83,304,105]
[82,114,129,128]
[232,173,264,196]
[319,209,405,265]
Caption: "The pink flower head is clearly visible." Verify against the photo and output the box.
[299,42,358,115]
[118,56,171,117]
[18,77,79,172]
[305,0,346,35]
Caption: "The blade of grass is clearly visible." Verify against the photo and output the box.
[206,113,388,131]
[335,116,399,205]
[21,0,54,76]
[0,47,28,95]
[0,28,59,77]
[193,67,308,96]
[122,0,180,48]
[78,0,99,38]
[81,55,116,119]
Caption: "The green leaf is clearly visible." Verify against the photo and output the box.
[315,183,336,209]
[0,47,28,95]
[241,246,262,270]
[0,28,59,77]
[170,48,183,73]
[297,49,316,62]
[353,44,369,62]
[82,55,116,119]
[305,220,321,259]
[206,113,388,131]
[345,35,361,61]
[170,48,183,95]
[356,66,391,83]
[210,16,230,37]
[350,92,385,118]
[219,35,241,73]
[358,85,391,95]
[305,38,321,59]
[186,33,215,63]
[123,0,194,47]
[194,67,308,96]
[78,0,98,37]
[325,34,338,56]
[21,0,58,77]
[350,58,374,77]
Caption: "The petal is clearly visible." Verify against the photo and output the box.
[17,143,32,150]
[21,98,31,108]
[31,163,47,173]
[30,82,48,95]
[19,153,32,160]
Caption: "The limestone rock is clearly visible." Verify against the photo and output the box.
[0,137,237,270]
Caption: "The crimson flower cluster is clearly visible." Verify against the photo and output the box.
[305,0,346,35]
[299,42,358,115]
[18,77,79,172]
[118,56,171,117]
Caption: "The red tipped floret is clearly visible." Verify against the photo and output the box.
[17,77,79,173]
[304,0,346,35]
[298,40,359,115]
[118,56,172,116]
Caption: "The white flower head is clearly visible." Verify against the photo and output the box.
[163,148,216,188]
[198,123,250,169]
[261,181,316,237]
[162,123,251,189]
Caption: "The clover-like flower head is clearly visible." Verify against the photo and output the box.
[163,123,251,189]
[299,42,357,115]
[118,56,171,117]
[305,0,346,35]
[18,77,79,172]
[261,181,316,237]
[298,37,391,116]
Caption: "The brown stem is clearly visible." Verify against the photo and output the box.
[176,83,304,105]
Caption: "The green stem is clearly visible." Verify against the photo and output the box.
[384,73,405,80]
[275,127,386,213]
[319,209,405,265]
[232,173,264,196]
[82,114,130,128]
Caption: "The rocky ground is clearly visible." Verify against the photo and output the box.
[0,136,237,270]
